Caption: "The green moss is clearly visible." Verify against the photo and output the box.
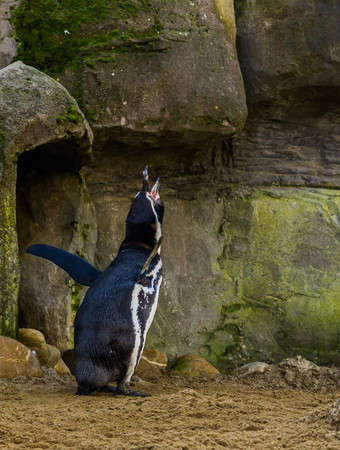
[85,108,95,122]
[56,106,81,125]
[212,0,236,41]
[209,187,340,367]
[0,124,4,148]
[193,116,226,129]
[11,0,163,75]
[0,162,19,338]
[69,282,84,348]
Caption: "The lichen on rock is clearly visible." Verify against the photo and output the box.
[203,187,340,370]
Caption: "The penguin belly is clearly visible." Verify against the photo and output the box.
[74,251,162,395]
[124,256,162,383]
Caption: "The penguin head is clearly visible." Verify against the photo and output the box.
[123,167,164,248]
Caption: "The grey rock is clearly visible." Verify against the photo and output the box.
[0,61,93,161]
[0,0,19,69]
[18,170,97,351]
[235,0,340,103]
[0,62,94,339]
[57,0,247,149]
[232,0,340,189]
[235,362,270,378]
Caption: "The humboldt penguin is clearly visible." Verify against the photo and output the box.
[26,167,164,396]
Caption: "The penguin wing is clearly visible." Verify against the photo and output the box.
[26,244,102,287]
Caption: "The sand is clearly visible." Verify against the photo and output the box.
[0,366,339,449]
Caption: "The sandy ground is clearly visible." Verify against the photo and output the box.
[0,366,339,450]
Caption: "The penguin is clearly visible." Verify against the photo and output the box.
[26,167,164,397]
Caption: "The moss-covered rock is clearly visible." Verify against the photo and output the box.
[0,61,94,340]
[203,188,340,370]
[0,61,93,161]
[0,160,19,337]
[172,354,220,377]
[11,0,162,75]
[9,0,247,148]
[0,0,19,69]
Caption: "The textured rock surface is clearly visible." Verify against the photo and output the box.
[17,168,97,351]
[232,0,340,189]
[171,354,220,377]
[0,61,94,339]
[0,2,339,369]
[0,61,93,162]
[142,348,168,368]
[46,344,61,368]
[136,348,168,379]
[0,336,42,378]
[85,152,227,363]
[328,399,340,431]
[234,0,340,103]
[18,328,61,367]
[0,1,19,69]
[17,328,49,365]
[9,0,247,148]
[84,150,340,369]
[203,187,340,370]
[53,358,71,376]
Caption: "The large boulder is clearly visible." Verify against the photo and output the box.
[0,336,42,378]
[9,0,247,148]
[0,61,93,161]
[0,61,94,339]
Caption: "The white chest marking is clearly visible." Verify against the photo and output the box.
[124,258,162,383]
[147,196,162,244]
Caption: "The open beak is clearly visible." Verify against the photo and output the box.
[150,178,160,200]
[142,166,150,192]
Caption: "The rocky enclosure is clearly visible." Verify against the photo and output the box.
[0,0,339,369]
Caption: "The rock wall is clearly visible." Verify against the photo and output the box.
[233,0,340,189]
[9,0,247,148]
[0,1,339,366]
[0,0,19,69]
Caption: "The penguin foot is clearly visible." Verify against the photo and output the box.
[125,390,151,397]
[117,382,151,397]
[100,385,117,394]
[76,385,96,396]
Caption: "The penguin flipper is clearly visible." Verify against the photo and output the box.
[26,244,102,287]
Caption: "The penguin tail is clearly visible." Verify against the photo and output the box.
[26,244,102,287]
